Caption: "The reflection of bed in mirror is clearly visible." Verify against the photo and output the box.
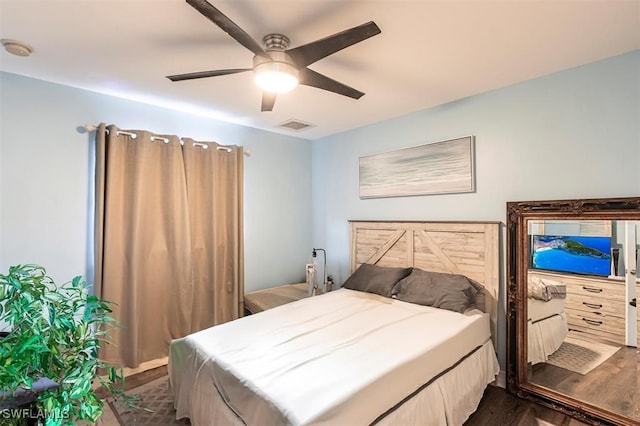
[527,274,568,364]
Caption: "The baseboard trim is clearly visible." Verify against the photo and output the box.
[123,356,168,377]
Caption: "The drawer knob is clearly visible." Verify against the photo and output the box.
[582,302,603,309]
[582,317,603,326]
[582,286,603,293]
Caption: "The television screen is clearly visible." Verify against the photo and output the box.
[530,235,611,276]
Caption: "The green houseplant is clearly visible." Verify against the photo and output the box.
[0,264,130,425]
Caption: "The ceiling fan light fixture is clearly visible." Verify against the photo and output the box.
[254,61,299,94]
[169,3,381,111]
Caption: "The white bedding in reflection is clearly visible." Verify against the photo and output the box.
[169,288,497,425]
[528,298,568,364]
[528,297,565,322]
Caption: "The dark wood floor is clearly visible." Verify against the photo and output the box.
[530,346,638,420]
[124,366,585,425]
[465,385,587,426]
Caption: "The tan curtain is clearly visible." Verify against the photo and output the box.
[94,124,243,368]
[183,139,244,329]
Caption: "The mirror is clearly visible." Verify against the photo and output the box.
[507,197,640,425]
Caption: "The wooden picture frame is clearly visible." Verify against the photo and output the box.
[359,136,475,199]
[506,197,640,426]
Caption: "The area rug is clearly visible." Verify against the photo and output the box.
[108,376,190,425]
[546,334,620,375]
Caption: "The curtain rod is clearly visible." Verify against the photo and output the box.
[82,124,251,157]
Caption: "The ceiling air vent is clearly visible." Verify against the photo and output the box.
[278,119,314,131]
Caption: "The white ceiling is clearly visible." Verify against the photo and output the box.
[1,0,639,140]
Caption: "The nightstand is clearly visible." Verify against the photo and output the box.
[244,283,309,314]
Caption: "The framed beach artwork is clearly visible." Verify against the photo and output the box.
[359,136,475,198]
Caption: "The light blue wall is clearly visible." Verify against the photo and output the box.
[0,72,312,292]
[311,50,640,370]
[2,51,639,370]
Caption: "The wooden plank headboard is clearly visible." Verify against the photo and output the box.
[349,220,500,349]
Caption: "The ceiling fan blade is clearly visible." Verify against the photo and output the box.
[167,68,251,82]
[286,21,381,67]
[186,0,270,60]
[298,68,364,100]
[261,92,277,112]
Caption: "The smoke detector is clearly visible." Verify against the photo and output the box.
[1,39,33,57]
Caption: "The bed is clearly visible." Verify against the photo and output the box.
[169,221,501,425]
[527,274,568,364]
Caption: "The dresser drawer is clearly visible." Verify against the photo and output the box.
[528,270,625,302]
[564,294,624,317]
[566,311,625,345]
[564,280,625,302]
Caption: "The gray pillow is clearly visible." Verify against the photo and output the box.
[465,279,486,311]
[392,268,478,313]
[342,263,412,297]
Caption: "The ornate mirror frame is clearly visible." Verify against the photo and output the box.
[506,196,640,425]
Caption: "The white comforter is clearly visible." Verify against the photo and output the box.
[169,289,494,425]
[528,298,568,364]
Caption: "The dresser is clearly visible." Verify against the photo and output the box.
[529,270,626,345]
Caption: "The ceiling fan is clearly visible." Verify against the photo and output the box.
[167,0,381,112]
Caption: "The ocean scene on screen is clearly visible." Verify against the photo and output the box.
[531,235,611,276]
